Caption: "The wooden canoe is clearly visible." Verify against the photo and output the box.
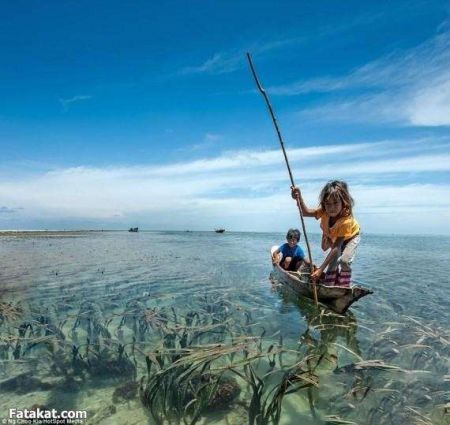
[270,246,373,314]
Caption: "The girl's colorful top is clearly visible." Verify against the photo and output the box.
[314,208,360,243]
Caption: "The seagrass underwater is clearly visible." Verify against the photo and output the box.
[0,230,449,424]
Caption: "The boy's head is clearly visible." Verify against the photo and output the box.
[286,228,301,246]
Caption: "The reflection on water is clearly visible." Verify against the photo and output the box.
[0,231,449,424]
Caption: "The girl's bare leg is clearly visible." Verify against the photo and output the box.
[337,235,360,287]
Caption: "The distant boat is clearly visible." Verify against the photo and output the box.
[128,227,139,232]
[215,229,225,233]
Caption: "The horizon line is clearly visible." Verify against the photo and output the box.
[1,229,448,237]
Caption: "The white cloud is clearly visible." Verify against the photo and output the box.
[59,95,92,112]
[176,133,223,153]
[179,37,304,75]
[144,142,376,177]
[270,33,449,95]
[0,139,449,234]
[177,11,390,77]
[204,133,221,142]
[407,78,450,126]
[180,52,242,75]
[297,93,404,125]
[275,29,450,126]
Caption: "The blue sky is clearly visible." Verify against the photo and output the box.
[1,0,449,234]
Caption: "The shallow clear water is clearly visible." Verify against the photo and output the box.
[0,231,449,424]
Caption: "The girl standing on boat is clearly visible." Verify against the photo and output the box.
[291,181,360,287]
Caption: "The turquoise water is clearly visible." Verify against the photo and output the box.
[0,231,449,424]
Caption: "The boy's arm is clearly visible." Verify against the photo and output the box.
[291,186,318,217]
[294,248,311,270]
[297,256,310,270]
[312,237,344,280]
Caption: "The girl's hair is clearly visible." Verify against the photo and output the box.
[319,180,354,216]
[286,228,301,241]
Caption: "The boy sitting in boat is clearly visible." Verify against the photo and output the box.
[272,228,308,271]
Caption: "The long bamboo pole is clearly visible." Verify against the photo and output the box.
[246,52,318,307]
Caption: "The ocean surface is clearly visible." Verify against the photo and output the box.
[0,231,449,425]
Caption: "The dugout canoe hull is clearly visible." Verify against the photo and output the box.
[270,248,373,314]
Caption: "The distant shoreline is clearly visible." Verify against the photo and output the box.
[0,230,447,238]
[0,230,104,237]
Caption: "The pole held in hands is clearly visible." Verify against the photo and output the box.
[246,52,318,307]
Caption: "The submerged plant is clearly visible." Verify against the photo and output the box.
[139,323,323,425]
[0,301,23,325]
[229,347,320,425]
[140,338,247,424]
